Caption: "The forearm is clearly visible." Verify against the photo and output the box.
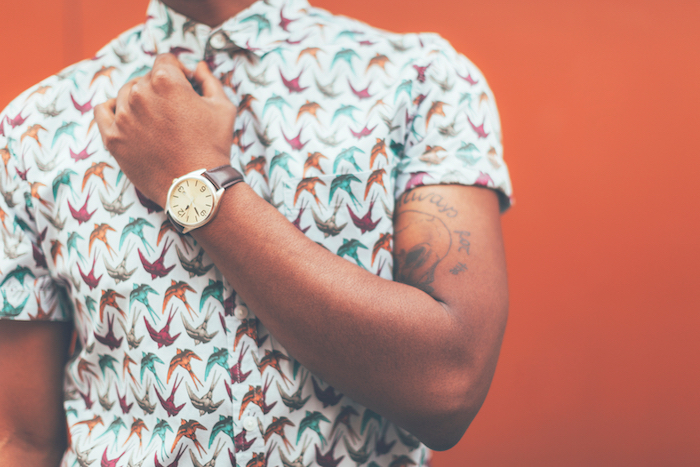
[193,183,491,448]
[0,434,66,467]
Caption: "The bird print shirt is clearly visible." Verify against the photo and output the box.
[0,0,512,465]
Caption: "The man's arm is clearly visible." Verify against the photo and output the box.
[94,55,509,450]
[0,321,72,466]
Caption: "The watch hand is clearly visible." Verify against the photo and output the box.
[194,207,200,216]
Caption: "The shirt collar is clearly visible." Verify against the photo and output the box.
[141,0,312,63]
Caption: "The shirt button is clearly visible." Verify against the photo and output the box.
[243,416,256,432]
[209,31,228,49]
[234,305,249,320]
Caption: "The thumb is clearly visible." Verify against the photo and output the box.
[94,98,117,142]
[192,61,226,99]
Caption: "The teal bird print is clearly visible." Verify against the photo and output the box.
[130,283,159,323]
[331,49,360,70]
[394,80,412,104]
[263,94,292,118]
[209,415,234,449]
[146,418,173,460]
[0,289,30,318]
[328,174,361,208]
[52,121,79,147]
[120,217,154,255]
[333,147,364,173]
[126,65,151,83]
[270,151,296,178]
[0,265,35,287]
[337,238,368,269]
[240,13,271,37]
[200,279,223,312]
[85,295,97,317]
[97,415,126,444]
[297,411,331,447]
[140,351,165,391]
[66,231,86,264]
[157,9,174,39]
[52,168,78,200]
[205,347,229,381]
[98,354,119,379]
[331,105,359,124]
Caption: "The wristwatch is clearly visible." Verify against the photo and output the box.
[165,165,244,234]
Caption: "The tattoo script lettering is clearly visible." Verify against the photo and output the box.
[454,230,471,254]
[398,191,458,218]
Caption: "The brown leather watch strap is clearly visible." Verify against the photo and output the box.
[203,165,244,190]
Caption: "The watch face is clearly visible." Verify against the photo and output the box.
[168,177,215,226]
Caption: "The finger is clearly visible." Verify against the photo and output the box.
[153,53,194,81]
[94,98,117,134]
[116,78,138,115]
[192,60,226,98]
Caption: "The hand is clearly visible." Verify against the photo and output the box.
[94,54,236,207]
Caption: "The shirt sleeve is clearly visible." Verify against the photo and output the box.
[0,99,72,322]
[394,34,513,212]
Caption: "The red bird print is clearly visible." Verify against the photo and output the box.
[95,313,123,350]
[135,188,163,213]
[78,256,103,290]
[70,138,96,161]
[294,177,325,206]
[116,384,134,414]
[311,377,344,408]
[70,92,96,115]
[350,124,377,139]
[315,433,345,467]
[279,6,296,31]
[139,238,176,279]
[145,307,181,348]
[291,200,310,233]
[280,68,308,93]
[413,63,431,83]
[101,447,124,467]
[404,171,432,192]
[281,125,308,151]
[155,375,186,417]
[68,188,97,224]
[348,79,373,99]
[230,342,252,384]
[154,445,186,467]
[457,70,479,85]
[475,171,494,187]
[7,107,30,128]
[347,197,380,234]
[468,115,489,139]
[235,429,256,452]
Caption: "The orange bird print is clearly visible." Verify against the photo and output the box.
[1,145,11,176]
[72,415,104,437]
[245,155,268,183]
[372,233,392,266]
[262,416,295,452]
[425,101,447,128]
[20,124,46,147]
[252,349,292,386]
[364,168,387,200]
[366,53,390,74]
[91,66,117,86]
[234,318,264,351]
[163,280,196,318]
[99,289,126,321]
[297,101,322,122]
[297,47,322,65]
[171,419,208,455]
[303,152,327,177]
[89,223,117,258]
[30,181,52,208]
[123,417,148,447]
[238,94,257,121]
[369,138,387,168]
[294,177,326,206]
[82,161,114,192]
[168,348,203,389]
[50,239,64,264]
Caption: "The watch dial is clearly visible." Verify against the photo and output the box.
[169,178,214,225]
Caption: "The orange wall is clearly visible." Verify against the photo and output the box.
[2,0,699,465]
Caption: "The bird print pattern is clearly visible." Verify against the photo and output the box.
[0,0,511,465]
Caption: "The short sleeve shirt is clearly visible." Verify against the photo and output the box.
[0,0,512,465]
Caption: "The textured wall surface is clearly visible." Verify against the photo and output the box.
[1,0,699,465]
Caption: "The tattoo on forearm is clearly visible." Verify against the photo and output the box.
[393,210,451,294]
[454,230,471,254]
[397,190,459,218]
[450,262,468,275]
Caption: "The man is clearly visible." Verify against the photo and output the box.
[0,0,512,465]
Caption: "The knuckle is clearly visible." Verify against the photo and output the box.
[150,69,172,90]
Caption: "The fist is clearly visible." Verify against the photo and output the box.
[94,54,237,207]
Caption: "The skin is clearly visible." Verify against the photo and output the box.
[0,3,508,462]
